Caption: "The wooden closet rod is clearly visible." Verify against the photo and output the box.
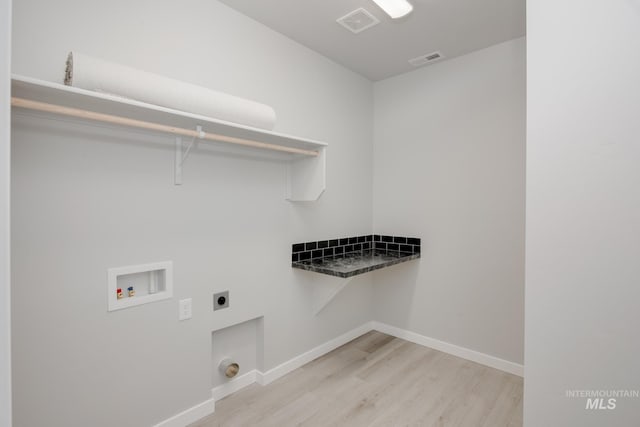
[11,97,320,157]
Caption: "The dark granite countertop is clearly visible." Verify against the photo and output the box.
[292,249,420,278]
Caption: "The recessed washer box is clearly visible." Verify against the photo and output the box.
[107,261,173,312]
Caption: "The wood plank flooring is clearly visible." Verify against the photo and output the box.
[190,331,523,427]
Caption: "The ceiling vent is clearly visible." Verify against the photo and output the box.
[337,8,380,34]
[408,51,445,67]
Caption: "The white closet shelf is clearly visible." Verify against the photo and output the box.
[11,75,327,201]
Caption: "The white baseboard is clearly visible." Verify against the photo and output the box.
[257,321,374,385]
[157,320,523,426]
[208,322,374,405]
[153,395,215,427]
[372,321,524,377]
[212,369,257,401]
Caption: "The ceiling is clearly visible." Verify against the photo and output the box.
[218,0,526,81]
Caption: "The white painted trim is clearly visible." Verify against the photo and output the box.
[153,395,215,427]
[209,322,374,404]
[157,320,522,426]
[257,321,374,385]
[131,323,375,426]
[0,0,12,425]
[372,321,524,377]
[212,369,257,401]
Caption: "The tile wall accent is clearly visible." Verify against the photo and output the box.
[291,235,421,262]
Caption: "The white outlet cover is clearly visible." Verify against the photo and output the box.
[179,298,192,321]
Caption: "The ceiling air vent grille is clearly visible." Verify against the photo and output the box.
[337,8,380,34]
[409,51,445,67]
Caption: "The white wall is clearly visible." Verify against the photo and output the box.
[372,38,526,365]
[10,1,373,426]
[525,1,640,426]
[1,0,12,426]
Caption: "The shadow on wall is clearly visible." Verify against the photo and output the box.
[372,259,421,327]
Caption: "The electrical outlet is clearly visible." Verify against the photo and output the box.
[179,298,192,320]
[213,291,229,311]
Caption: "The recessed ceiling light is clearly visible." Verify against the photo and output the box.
[371,0,413,19]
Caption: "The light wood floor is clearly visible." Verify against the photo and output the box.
[191,331,523,427]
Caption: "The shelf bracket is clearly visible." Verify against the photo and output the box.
[174,125,205,185]
[286,146,326,201]
[312,276,354,316]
